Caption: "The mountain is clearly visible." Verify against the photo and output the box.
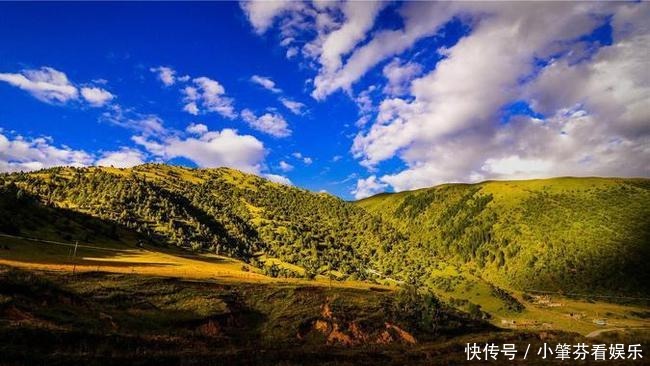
[2,166,650,364]
[356,177,650,295]
[2,165,649,296]
[0,164,403,281]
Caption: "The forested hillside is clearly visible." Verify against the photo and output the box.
[357,178,650,295]
[1,165,649,296]
[0,165,403,280]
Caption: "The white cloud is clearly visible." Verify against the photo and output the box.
[0,133,93,172]
[382,58,422,96]
[279,97,306,114]
[150,66,176,86]
[291,152,313,164]
[481,155,552,176]
[240,0,297,34]
[279,160,294,172]
[102,106,167,136]
[0,120,275,181]
[241,109,291,138]
[96,148,145,168]
[0,67,78,103]
[527,27,650,139]
[286,47,299,58]
[348,2,650,192]
[354,86,375,114]
[243,1,421,100]
[80,86,114,107]
[183,101,200,115]
[351,175,387,199]
[251,75,282,93]
[264,173,293,185]
[315,1,387,75]
[312,2,454,99]
[0,66,118,109]
[183,77,236,119]
[133,127,266,174]
[186,123,208,135]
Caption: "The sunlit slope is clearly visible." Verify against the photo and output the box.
[357,177,650,295]
[0,164,403,280]
[3,166,649,295]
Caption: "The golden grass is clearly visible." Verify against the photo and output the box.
[0,236,389,291]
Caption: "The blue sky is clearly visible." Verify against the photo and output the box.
[1,2,648,199]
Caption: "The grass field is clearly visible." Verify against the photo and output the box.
[1,233,648,340]
[0,234,389,290]
[427,263,650,336]
[1,263,612,366]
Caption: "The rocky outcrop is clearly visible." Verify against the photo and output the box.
[297,302,417,346]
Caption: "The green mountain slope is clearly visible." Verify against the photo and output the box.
[2,166,649,296]
[0,164,403,280]
[356,177,650,295]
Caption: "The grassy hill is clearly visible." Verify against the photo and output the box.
[2,166,649,296]
[0,164,403,281]
[357,177,650,296]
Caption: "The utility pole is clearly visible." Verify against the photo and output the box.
[72,241,78,276]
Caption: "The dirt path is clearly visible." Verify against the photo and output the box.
[585,327,650,338]
[585,328,626,338]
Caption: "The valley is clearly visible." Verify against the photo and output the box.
[1,164,649,364]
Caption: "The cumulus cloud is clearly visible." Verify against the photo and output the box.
[96,148,145,168]
[183,77,236,119]
[183,101,200,115]
[0,66,116,108]
[481,155,552,177]
[279,97,305,114]
[312,2,454,99]
[241,109,291,138]
[351,175,387,199]
[251,75,282,93]
[292,152,313,165]
[150,66,176,86]
[0,119,276,181]
[279,160,293,172]
[240,2,463,100]
[253,3,649,196]
[186,123,208,135]
[0,132,93,172]
[346,2,650,193]
[240,0,297,34]
[526,24,650,139]
[314,1,387,75]
[0,67,78,103]
[80,86,115,107]
[382,58,422,96]
[263,173,292,185]
[133,125,265,174]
